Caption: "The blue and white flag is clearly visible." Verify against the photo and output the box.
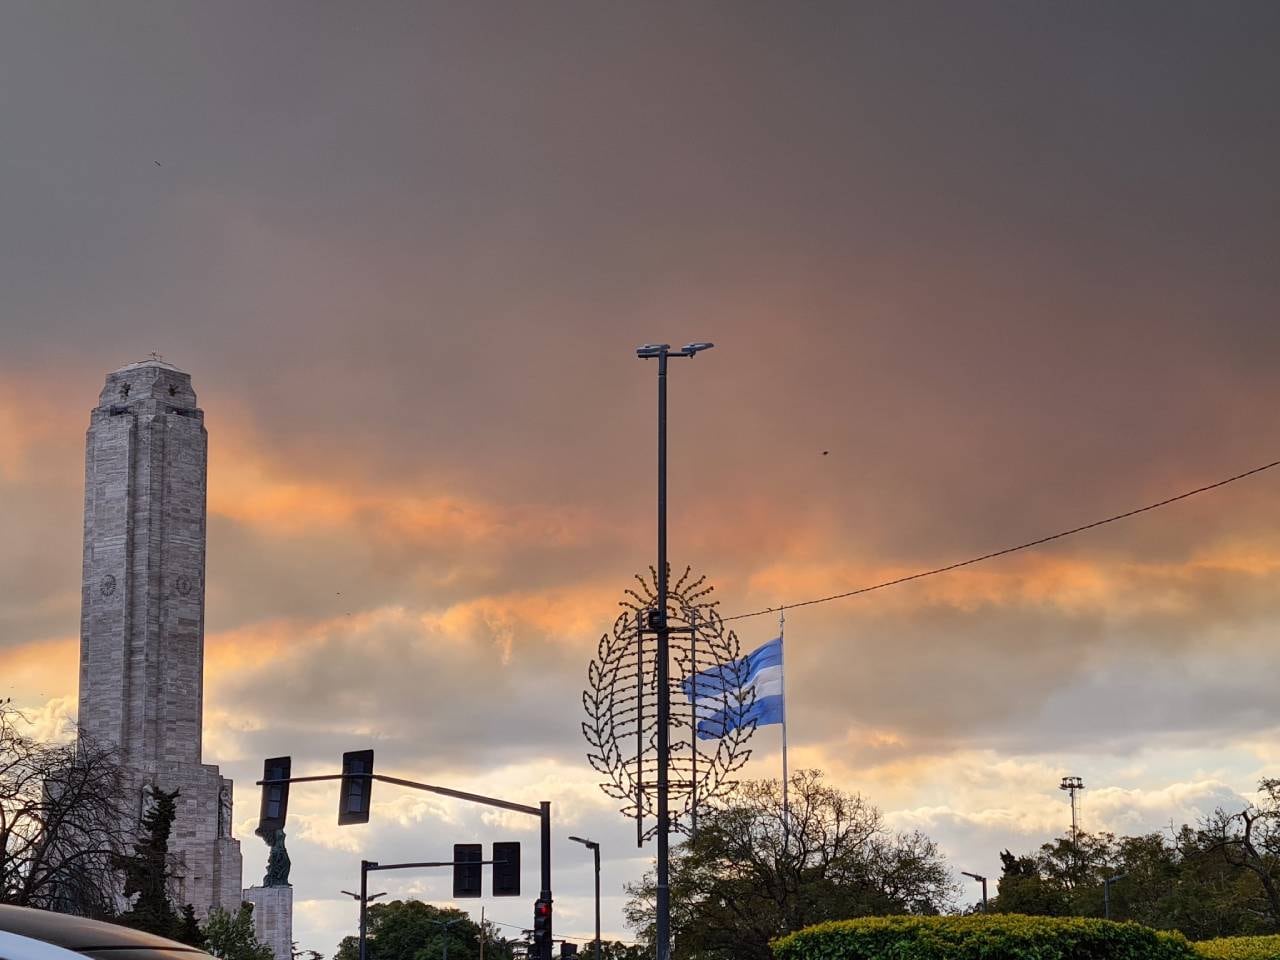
[683,636,784,740]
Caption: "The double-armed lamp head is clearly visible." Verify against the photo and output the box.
[636,342,715,359]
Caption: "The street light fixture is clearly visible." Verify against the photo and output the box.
[426,918,466,960]
[635,339,714,960]
[341,890,387,903]
[568,836,602,960]
[960,872,988,912]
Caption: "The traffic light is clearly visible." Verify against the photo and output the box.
[492,841,520,896]
[338,749,374,825]
[560,944,578,958]
[533,898,552,959]
[453,843,482,898]
[257,756,291,834]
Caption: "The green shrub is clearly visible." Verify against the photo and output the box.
[772,914,1200,960]
[1195,935,1280,959]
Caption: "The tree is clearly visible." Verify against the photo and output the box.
[597,943,648,960]
[334,900,514,960]
[177,904,209,949]
[1199,779,1280,929]
[991,849,1070,917]
[115,786,182,935]
[624,770,956,960]
[0,698,131,916]
[204,904,275,960]
[989,813,1280,941]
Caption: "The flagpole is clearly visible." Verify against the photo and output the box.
[779,608,789,846]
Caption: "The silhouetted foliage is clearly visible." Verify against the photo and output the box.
[177,903,208,949]
[0,699,130,917]
[204,904,274,960]
[334,900,515,960]
[625,771,956,960]
[990,780,1280,940]
[115,786,181,935]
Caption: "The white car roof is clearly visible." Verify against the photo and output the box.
[0,930,100,960]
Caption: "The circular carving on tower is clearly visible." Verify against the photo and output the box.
[175,574,192,597]
[99,574,117,598]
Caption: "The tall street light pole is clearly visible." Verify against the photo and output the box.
[960,872,987,912]
[636,340,714,960]
[342,885,386,960]
[569,836,602,960]
[428,918,465,960]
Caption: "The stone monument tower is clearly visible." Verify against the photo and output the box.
[78,357,244,917]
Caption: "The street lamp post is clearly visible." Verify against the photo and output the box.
[342,885,386,960]
[960,872,988,912]
[1104,872,1128,920]
[569,836,602,960]
[428,918,465,960]
[636,340,713,960]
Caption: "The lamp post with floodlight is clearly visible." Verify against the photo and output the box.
[635,340,714,960]
[569,836,601,960]
[960,872,987,912]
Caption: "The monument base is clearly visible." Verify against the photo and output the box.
[243,885,293,960]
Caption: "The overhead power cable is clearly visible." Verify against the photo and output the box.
[722,456,1280,623]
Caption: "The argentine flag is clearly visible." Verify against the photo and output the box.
[683,636,784,740]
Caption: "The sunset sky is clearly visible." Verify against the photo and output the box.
[3,0,1280,951]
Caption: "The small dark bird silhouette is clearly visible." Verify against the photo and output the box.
[822,450,829,456]
[154,160,162,166]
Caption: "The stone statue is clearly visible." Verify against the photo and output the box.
[140,782,157,821]
[258,827,291,887]
[217,783,232,839]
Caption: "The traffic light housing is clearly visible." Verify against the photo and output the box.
[453,843,482,898]
[533,898,552,958]
[338,749,374,825]
[492,841,520,896]
[257,756,291,835]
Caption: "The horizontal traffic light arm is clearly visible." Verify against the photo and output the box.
[365,859,510,872]
[256,772,542,817]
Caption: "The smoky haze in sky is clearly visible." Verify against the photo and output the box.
[3,0,1280,950]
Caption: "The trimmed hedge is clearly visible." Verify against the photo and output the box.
[1195,936,1280,959]
[771,915,1200,959]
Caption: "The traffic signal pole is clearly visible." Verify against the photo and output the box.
[540,801,553,957]
[358,856,511,960]
[258,766,555,960]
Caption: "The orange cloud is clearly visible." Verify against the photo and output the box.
[0,636,78,707]
[207,423,616,551]
[743,537,1280,618]
[0,383,84,482]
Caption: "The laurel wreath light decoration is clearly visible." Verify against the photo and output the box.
[583,566,756,844]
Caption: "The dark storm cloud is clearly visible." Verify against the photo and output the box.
[5,1,1280,945]
[3,0,1278,521]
